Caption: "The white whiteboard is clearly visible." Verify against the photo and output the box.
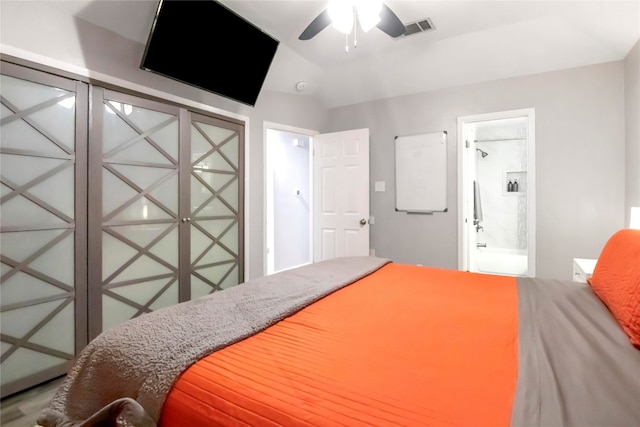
[395,131,448,212]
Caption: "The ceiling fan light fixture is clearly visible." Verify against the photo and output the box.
[298,0,404,42]
[328,0,354,34]
[356,0,382,32]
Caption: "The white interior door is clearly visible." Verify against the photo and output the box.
[313,128,370,261]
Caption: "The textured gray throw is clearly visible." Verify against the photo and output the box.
[38,256,391,427]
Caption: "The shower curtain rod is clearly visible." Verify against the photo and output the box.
[474,137,526,143]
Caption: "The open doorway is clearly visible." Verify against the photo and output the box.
[265,125,316,275]
[264,124,371,276]
[458,108,536,277]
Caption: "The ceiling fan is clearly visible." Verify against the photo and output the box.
[299,0,406,41]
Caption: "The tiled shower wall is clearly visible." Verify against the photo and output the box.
[475,139,528,250]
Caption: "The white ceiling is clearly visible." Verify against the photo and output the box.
[43,0,640,108]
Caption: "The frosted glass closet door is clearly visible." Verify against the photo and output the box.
[0,64,87,397]
[91,89,180,335]
[189,113,244,299]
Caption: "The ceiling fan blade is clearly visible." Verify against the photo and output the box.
[299,9,332,40]
[376,4,405,38]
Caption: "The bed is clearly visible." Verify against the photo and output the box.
[38,228,640,427]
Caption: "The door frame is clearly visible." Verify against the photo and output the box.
[263,122,318,276]
[457,108,536,276]
[0,61,89,397]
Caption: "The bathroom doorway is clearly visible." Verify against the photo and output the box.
[458,109,536,277]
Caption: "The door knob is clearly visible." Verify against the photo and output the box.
[360,218,367,226]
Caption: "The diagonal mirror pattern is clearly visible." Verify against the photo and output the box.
[0,73,81,392]
[99,95,180,331]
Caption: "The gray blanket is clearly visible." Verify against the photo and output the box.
[512,278,640,427]
[37,256,391,427]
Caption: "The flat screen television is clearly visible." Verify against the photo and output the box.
[141,0,279,107]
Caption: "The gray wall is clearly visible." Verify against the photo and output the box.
[0,1,328,280]
[625,40,640,224]
[326,62,626,279]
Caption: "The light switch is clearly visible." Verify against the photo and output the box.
[374,181,385,192]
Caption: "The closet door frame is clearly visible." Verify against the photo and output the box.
[88,88,246,338]
[88,87,184,339]
[0,61,88,397]
[184,111,245,300]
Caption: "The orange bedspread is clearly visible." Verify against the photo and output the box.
[160,264,519,426]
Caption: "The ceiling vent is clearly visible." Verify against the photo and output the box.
[401,18,435,38]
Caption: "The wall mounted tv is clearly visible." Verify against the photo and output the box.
[141,0,279,107]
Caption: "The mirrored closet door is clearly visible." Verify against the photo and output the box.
[188,113,243,299]
[88,89,245,338]
[89,89,182,336]
[0,62,88,397]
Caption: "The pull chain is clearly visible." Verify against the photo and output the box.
[353,8,358,48]
[343,6,360,53]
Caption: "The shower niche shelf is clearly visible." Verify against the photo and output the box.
[504,171,526,195]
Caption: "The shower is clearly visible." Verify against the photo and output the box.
[476,147,489,158]
[459,109,536,278]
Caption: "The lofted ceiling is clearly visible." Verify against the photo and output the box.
[42,0,640,108]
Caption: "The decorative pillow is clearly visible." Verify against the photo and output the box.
[588,228,640,348]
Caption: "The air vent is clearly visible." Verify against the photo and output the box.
[401,18,435,37]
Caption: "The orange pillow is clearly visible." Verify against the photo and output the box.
[588,229,640,348]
